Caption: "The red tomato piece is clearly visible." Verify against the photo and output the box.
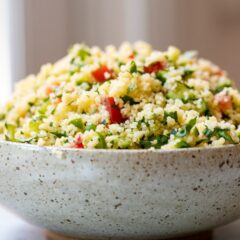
[92,65,112,82]
[103,97,125,124]
[219,95,232,112]
[45,87,53,95]
[213,69,224,76]
[74,135,84,148]
[128,53,135,59]
[144,62,164,73]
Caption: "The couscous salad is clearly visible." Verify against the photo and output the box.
[0,42,240,149]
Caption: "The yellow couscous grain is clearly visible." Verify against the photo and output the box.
[0,42,240,149]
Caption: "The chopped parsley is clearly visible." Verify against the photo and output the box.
[129,61,137,73]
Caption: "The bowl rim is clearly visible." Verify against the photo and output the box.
[0,139,238,154]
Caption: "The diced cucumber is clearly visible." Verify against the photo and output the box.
[85,124,97,131]
[175,140,190,148]
[122,96,138,105]
[96,132,107,149]
[129,61,137,73]
[5,123,17,142]
[156,71,167,85]
[167,81,194,101]
[29,121,40,132]
[70,118,84,130]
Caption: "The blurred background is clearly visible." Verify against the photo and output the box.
[1,0,240,103]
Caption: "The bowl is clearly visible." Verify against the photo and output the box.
[0,140,240,239]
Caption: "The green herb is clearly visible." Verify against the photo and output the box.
[56,93,63,98]
[118,62,125,67]
[154,135,169,148]
[122,96,138,105]
[69,70,75,76]
[43,97,50,102]
[38,114,47,120]
[70,58,75,64]
[186,117,197,132]
[182,69,194,79]
[193,127,199,137]
[140,139,152,149]
[69,118,84,130]
[38,99,50,114]
[203,126,213,138]
[85,124,96,131]
[137,119,144,129]
[0,113,6,121]
[214,127,235,144]
[171,128,178,135]
[175,128,187,137]
[50,132,67,138]
[129,61,137,73]
[196,138,208,145]
[156,71,167,84]
[172,118,196,138]
[5,135,11,141]
[214,82,232,94]
[51,107,56,114]
[202,126,234,143]
[75,74,91,86]
[77,48,90,61]
[137,117,150,129]
[69,61,85,73]
[28,102,34,107]
[140,134,169,149]
[95,133,107,149]
[29,121,40,132]
[118,139,131,149]
[198,99,210,115]
[175,140,190,148]
[77,82,91,90]
[167,81,193,100]
[5,123,17,142]
[101,119,107,125]
[17,136,38,144]
[164,111,178,123]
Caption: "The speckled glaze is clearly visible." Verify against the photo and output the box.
[0,141,240,239]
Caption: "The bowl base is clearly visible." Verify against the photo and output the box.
[46,231,212,240]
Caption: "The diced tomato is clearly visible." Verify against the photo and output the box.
[46,87,53,95]
[74,135,84,148]
[213,69,224,76]
[144,61,164,73]
[92,65,113,82]
[218,95,232,112]
[128,53,135,59]
[55,97,62,104]
[103,97,125,124]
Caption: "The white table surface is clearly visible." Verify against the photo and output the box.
[0,206,240,240]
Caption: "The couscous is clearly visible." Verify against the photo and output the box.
[0,42,240,149]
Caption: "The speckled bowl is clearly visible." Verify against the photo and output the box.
[0,141,240,239]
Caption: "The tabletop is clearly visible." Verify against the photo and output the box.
[0,206,240,240]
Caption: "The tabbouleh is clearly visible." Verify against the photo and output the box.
[0,41,240,149]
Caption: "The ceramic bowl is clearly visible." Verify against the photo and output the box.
[0,140,240,239]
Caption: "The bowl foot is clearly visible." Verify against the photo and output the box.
[46,231,79,240]
[170,231,212,240]
[46,231,212,240]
